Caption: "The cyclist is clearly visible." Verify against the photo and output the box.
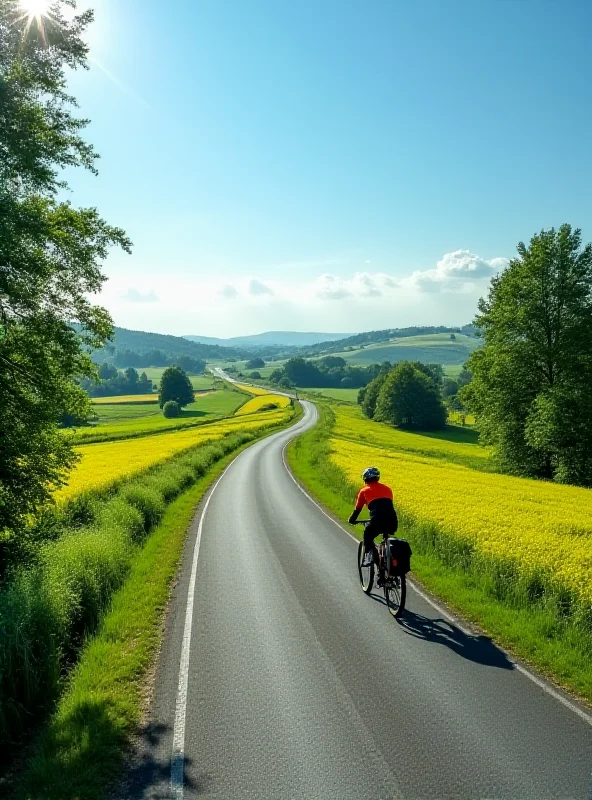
[348,466,398,567]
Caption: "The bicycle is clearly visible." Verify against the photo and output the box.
[354,520,406,618]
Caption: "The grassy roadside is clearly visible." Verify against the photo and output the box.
[287,404,592,706]
[15,410,302,800]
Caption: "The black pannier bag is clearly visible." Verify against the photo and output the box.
[387,537,412,575]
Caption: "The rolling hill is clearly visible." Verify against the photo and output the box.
[184,331,353,348]
[91,326,245,363]
[311,333,479,367]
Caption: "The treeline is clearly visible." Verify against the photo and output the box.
[269,356,383,389]
[79,365,154,398]
[104,349,206,373]
[300,325,477,356]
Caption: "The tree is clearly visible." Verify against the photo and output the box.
[461,225,592,484]
[442,378,459,398]
[360,372,388,419]
[159,366,194,408]
[374,363,447,429]
[245,357,265,370]
[124,367,139,386]
[450,333,456,340]
[162,400,180,418]
[175,355,206,374]
[0,2,131,551]
[457,366,472,387]
[98,362,117,380]
[250,371,262,379]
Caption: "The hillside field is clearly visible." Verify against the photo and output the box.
[311,332,479,367]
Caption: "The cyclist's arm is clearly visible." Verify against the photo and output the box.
[348,488,366,524]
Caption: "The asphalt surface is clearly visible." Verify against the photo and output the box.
[125,401,592,799]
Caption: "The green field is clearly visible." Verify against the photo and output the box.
[312,333,479,367]
[142,368,214,390]
[442,364,464,378]
[212,361,285,379]
[304,387,359,403]
[72,391,247,443]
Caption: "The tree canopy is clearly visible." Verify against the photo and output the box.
[371,362,447,430]
[159,366,195,408]
[461,225,592,485]
[0,1,130,548]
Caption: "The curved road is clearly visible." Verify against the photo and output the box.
[126,402,592,799]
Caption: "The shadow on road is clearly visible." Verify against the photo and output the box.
[114,720,212,799]
[396,610,514,670]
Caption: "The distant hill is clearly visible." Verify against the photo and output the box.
[300,325,475,356]
[92,326,245,364]
[309,332,480,367]
[184,331,354,349]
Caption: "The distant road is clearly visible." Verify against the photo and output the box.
[126,400,592,799]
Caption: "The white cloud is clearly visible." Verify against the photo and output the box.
[404,250,508,293]
[313,274,352,300]
[121,287,159,303]
[99,248,508,336]
[218,284,239,299]
[248,278,274,296]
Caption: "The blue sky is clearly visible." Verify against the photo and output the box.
[59,0,592,337]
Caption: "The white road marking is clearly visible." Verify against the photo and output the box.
[280,435,592,728]
[170,460,239,798]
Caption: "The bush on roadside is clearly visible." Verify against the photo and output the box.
[162,400,180,418]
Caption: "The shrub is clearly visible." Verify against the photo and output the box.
[162,400,180,418]
[120,485,166,532]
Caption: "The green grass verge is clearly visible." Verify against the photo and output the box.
[14,411,301,800]
[286,405,592,706]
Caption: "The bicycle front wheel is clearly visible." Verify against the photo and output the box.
[358,540,374,594]
[384,573,406,618]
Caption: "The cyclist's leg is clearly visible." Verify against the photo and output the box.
[364,519,380,560]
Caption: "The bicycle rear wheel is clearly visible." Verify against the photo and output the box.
[384,573,406,618]
[358,540,374,594]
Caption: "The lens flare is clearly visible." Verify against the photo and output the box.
[20,0,50,18]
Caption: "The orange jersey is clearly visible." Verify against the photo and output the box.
[355,481,395,517]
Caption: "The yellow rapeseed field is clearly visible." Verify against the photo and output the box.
[330,407,592,603]
[235,394,290,415]
[234,383,270,396]
[91,394,158,404]
[58,409,290,500]
[334,405,489,464]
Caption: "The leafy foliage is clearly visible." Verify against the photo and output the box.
[462,225,592,485]
[245,357,265,369]
[0,1,131,553]
[158,366,194,408]
[162,400,180,419]
[372,362,447,429]
[80,365,153,397]
[270,356,383,389]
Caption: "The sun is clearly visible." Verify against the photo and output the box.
[19,0,51,17]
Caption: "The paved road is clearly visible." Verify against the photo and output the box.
[126,402,592,799]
